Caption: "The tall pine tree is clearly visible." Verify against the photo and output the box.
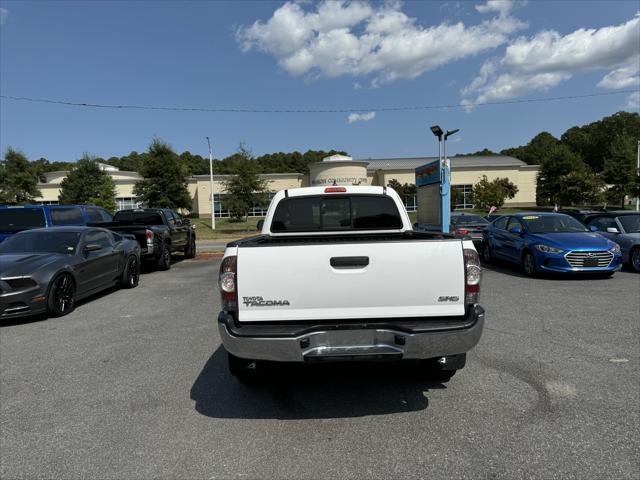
[133,139,192,210]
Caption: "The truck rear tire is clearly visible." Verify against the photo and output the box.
[184,236,196,259]
[156,243,171,271]
[228,353,261,384]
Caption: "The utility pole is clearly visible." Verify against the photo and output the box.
[206,137,216,229]
[636,140,639,212]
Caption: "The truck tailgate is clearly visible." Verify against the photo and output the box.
[236,239,466,322]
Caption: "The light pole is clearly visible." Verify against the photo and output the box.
[206,137,216,230]
[430,125,459,233]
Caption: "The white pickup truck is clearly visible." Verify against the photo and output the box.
[217,186,484,383]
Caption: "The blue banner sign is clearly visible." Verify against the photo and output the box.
[415,160,440,187]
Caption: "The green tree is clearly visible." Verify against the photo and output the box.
[470,176,519,209]
[0,147,42,204]
[222,146,271,221]
[501,132,560,165]
[536,144,584,205]
[133,139,192,210]
[555,170,605,206]
[602,135,636,208]
[58,155,117,211]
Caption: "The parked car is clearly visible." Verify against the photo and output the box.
[0,205,113,243]
[98,208,196,270]
[0,227,140,320]
[450,212,489,248]
[583,212,640,272]
[482,213,622,277]
[218,186,484,383]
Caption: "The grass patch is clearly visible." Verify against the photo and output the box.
[191,217,263,241]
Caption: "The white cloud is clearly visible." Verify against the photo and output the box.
[625,91,640,110]
[475,0,522,16]
[237,0,526,85]
[0,8,8,25]
[597,57,640,89]
[462,14,640,105]
[347,111,376,123]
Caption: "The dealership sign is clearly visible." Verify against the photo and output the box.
[415,160,440,187]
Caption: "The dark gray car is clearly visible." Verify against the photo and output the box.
[585,212,640,272]
[0,227,140,319]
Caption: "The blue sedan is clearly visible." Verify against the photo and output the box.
[482,213,623,276]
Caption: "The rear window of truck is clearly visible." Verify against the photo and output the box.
[271,195,403,232]
[113,211,164,225]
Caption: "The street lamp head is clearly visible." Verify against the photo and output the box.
[445,128,460,140]
[430,125,444,139]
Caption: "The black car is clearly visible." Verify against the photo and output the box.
[0,227,140,319]
[450,212,490,247]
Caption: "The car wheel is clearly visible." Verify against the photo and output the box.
[482,242,492,264]
[47,273,76,317]
[631,247,640,273]
[228,353,261,384]
[121,255,140,288]
[156,243,171,271]
[523,251,537,277]
[184,236,196,259]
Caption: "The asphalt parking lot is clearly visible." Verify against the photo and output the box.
[1,258,639,479]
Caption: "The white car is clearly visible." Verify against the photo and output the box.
[217,186,484,383]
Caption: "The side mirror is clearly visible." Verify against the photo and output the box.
[84,244,102,252]
[606,227,620,234]
[508,226,522,235]
[589,225,599,232]
[256,219,265,231]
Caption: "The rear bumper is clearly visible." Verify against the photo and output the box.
[218,305,485,362]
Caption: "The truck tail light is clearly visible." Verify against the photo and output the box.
[453,229,470,235]
[145,229,154,244]
[463,248,481,305]
[219,255,238,312]
[324,187,347,193]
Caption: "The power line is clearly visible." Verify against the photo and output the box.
[0,90,637,113]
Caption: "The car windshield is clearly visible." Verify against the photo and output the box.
[522,215,588,233]
[618,215,640,233]
[0,209,46,232]
[451,214,489,226]
[0,231,81,255]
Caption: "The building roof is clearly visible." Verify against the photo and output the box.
[359,155,527,171]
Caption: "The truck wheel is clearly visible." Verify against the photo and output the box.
[156,243,171,271]
[184,236,196,259]
[228,353,260,384]
[120,255,140,288]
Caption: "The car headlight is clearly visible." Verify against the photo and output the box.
[535,244,564,254]
[609,243,621,254]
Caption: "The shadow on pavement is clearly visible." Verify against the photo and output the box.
[190,347,446,420]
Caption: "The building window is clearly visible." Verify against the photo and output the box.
[452,184,473,209]
[213,192,275,218]
[403,195,417,212]
[117,197,142,210]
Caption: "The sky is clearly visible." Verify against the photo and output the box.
[0,0,638,163]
